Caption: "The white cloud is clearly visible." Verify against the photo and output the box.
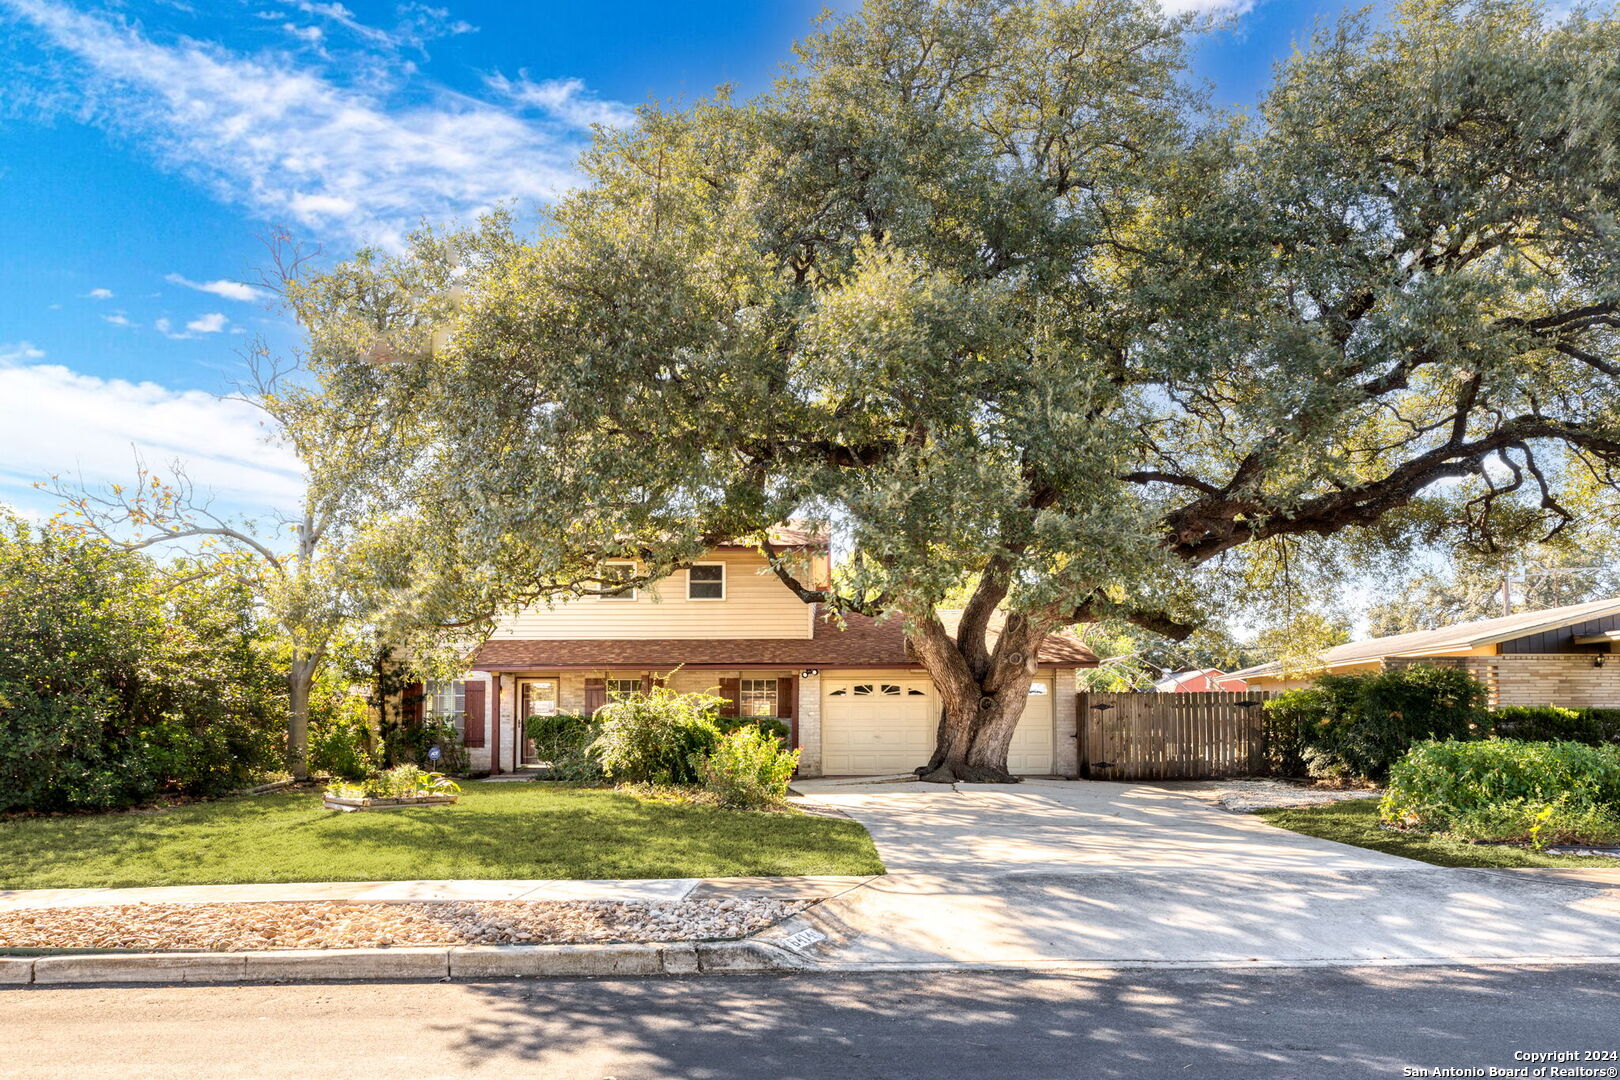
[0,341,46,363]
[0,359,305,519]
[282,22,325,46]
[102,312,133,327]
[165,272,271,303]
[4,0,617,247]
[186,312,229,334]
[1158,0,1255,14]
[86,287,114,300]
[485,73,638,131]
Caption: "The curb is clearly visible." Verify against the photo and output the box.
[3,939,806,987]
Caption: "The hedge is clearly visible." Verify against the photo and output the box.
[1381,739,1620,847]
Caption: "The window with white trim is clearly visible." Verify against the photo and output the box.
[599,561,638,600]
[427,680,466,734]
[687,563,725,600]
[739,678,778,717]
[607,678,642,697]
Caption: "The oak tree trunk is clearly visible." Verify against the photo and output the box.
[908,607,1045,784]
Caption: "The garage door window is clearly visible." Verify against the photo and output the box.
[1028,683,1048,695]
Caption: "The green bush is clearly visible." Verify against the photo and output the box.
[1382,738,1620,847]
[591,687,723,784]
[1489,705,1620,747]
[383,717,470,775]
[1261,665,1488,781]
[717,716,791,744]
[0,514,286,812]
[525,713,604,781]
[700,725,800,809]
[309,693,376,781]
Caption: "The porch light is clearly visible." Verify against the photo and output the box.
[801,669,819,678]
[1594,655,1608,668]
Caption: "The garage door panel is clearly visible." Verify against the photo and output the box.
[1008,680,1054,775]
[822,679,934,775]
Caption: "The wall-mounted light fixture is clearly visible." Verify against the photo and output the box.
[800,669,820,678]
[1594,655,1609,669]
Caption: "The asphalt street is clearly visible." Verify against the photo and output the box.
[4,965,1619,1079]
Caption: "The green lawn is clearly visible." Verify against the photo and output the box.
[1259,799,1620,869]
[0,783,885,889]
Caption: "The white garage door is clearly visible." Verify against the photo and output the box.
[1008,679,1054,775]
[821,678,935,775]
[821,676,1056,776]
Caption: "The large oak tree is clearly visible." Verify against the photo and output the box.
[299,0,1620,781]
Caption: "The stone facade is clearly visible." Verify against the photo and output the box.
[1051,667,1080,778]
[796,672,823,777]
[1384,654,1620,708]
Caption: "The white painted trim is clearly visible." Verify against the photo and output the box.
[686,562,726,601]
[597,561,638,601]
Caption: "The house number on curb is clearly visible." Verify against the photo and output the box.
[780,929,827,953]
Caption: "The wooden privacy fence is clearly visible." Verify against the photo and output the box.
[1075,691,1277,781]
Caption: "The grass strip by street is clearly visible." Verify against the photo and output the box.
[1258,799,1620,869]
[0,782,885,889]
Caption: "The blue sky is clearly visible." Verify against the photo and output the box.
[0,0,1369,521]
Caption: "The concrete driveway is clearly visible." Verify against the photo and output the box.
[779,777,1620,969]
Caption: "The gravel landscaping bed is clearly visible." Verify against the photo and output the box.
[0,898,807,953]
[1207,779,1382,813]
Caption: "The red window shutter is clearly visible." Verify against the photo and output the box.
[650,672,667,690]
[583,678,606,714]
[777,676,797,747]
[719,677,740,718]
[406,681,425,726]
[463,680,486,748]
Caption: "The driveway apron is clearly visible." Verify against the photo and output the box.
[786,778,1620,968]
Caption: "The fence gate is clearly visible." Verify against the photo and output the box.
[1075,691,1276,781]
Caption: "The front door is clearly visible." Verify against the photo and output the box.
[517,678,559,766]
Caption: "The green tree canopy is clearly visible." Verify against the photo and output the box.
[296,0,1620,780]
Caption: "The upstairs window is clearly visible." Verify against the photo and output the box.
[687,563,726,600]
[739,678,778,717]
[599,561,638,601]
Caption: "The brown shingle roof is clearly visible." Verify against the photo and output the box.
[472,610,1096,670]
[1230,594,1620,679]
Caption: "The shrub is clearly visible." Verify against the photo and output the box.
[383,717,470,775]
[327,764,460,800]
[525,713,604,781]
[1489,705,1620,747]
[591,687,723,784]
[700,725,800,809]
[0,514,286,812]
[717,715,791,744]
[1261,665,1488,781]
[309,693,376,781]
[1382,738,1620,847]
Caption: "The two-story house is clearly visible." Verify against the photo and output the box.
[412,531,1098,778]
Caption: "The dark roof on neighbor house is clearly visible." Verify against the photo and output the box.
[1230,595,1620,680]
[472,611,1097,671]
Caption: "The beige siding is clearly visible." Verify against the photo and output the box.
[488,550,811,640]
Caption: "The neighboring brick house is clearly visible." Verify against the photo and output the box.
[1231,596,1620,707]
[412,533,1098,777]
[1150,668,1250,693]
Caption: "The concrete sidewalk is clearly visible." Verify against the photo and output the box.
[0,875,874,912]
[774,777,1620,970]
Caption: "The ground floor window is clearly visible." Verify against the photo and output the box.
[607,677,642,698]
[739,678,778,717]
[427,680,466,734]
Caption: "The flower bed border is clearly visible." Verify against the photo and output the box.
[321,794,460,813]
